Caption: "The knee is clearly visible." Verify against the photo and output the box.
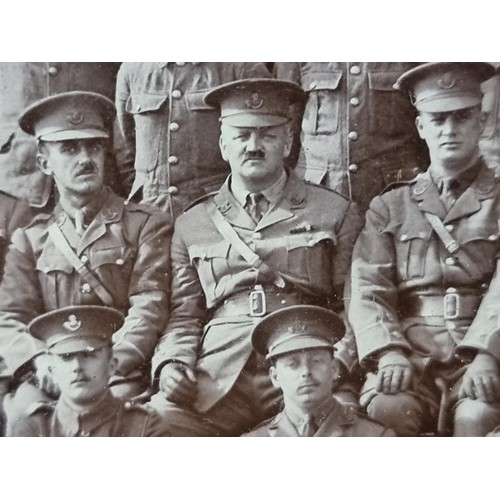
[367,392,423,436]
[454,398,500,436]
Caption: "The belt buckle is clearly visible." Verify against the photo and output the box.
[443,292,460,320]
[249,286,266,317]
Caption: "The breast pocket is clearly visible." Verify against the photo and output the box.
[300,70,342,135]
[368,71,411,136]
[188,241,231,292]
[386,222,432,280]
[36,247,74,307]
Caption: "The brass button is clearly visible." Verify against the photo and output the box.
[350,65,361,75]
[445,224,454,232]
[171,90,182,99]
[80,255,88,264]
[350,97,360,106]
[168,156,178,165]
[488,235,497,241]
[48,66,58,76]
[400,234,409,242]
[116,258,124,266]
[309,82,317,90]
[348,164,358,173]
[169,122,180,132]
[348,131,358,141]
[446,287,457,293]
[447,322,456,330]
[252,232,262,240]
[176,62,185,66]
[43,266,51,273]
[445,257,455,265]
[81,283,92,293]
[167,186,178,195]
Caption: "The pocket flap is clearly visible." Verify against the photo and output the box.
[188,241,231,262]
[186,89,213,111]
[36,247,73,274]
[286,230,336,250]
[301,71,342,92]
[90,247,133,268]
[126,93,168,114]
[368,71,401,91]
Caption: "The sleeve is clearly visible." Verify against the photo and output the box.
[115,63,136,197]
[151,219,209,378]
[348,196,413,366]
[0,228,45,375]
[112,210,172,376]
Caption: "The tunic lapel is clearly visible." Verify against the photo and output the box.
[213,181,256,231]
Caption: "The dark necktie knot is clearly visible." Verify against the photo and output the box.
[246,192,268,222]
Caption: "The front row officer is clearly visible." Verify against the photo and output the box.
[9,306,172,437]
[243,305,395,437]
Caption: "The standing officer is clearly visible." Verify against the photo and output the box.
[116,62,272,217]
[480,63,500,171]
[0,63,123,209]
[349,62,500,436]
[0,91,171,431]
[243,305,394,437]
[275,63,429,211]
[10,306,172,437]
[149,78,364,436]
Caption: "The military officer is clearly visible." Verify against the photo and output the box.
[0,91,171,432]
[242,305,395,437]
[116,62,272,217]
[275,63,429,211]
[349,62,500,436]
[479,64,500,171]
[9,306,172,437]
[149,78,364,436]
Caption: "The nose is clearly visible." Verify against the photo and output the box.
[441,116,457,135]
[68,355,84,372]
[246,132,262,151]
[299,359,313,377]
[78,144,94,163]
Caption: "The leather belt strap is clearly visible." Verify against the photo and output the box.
[423,212,483,281]
[401,292,482,320]
[47,223,115,307]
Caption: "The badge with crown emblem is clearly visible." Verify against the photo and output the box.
[437,73,455,89]
[288,319,307,334]
[63,314,82,332]
[67,110,84,125]
[245,93,264,110]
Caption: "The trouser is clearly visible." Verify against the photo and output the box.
[361,363,500,436]
[149,352,283,437]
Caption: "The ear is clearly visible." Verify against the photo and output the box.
[478,111,488,135]
[283,124,293,158]
[219,132,229,162]
[269,365,281,389]
[109,356,119,376]
[415,115,425,140]
[36,152,52,176]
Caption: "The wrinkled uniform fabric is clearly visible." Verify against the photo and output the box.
[115,62,272,217]
[275,62,429,211]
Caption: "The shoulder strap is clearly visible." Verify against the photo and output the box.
[206,200,263,268]
[423,212,483,281]
[47,223,115,306]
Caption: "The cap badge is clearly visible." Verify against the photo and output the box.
[288,319,307,334]
[437,73,455,89]
[245,93,264,110]
[63,314,82,332]
[67,111,84,125]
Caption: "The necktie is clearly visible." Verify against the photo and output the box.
[440,178,458,212]
[246,192,268,222]
[74,209,87,237]
[298,415,317,437]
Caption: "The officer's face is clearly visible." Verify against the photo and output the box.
[50,347,116,406]
[37,139,106,199]
[416,106,486,167]
[270,348,334,412]
[219,123,292,189]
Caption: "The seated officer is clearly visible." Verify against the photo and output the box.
[149,79,363,436]
[10,306,172,437]
[349,62,500,436]
[243,305,394,437]
[0,92,171,433]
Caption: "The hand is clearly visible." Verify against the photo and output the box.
[33,354,59,398]
[376,350,412,395]
[159,362,197,405]
[459,353,500,404]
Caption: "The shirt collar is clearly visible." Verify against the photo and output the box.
[58,186,109,221]
[230,170,287,207]
[283,397,335,431]
[429,157,482,193]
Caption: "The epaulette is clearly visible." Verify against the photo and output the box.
[123,200,157,215]
[25,400,56,416]
[304,180,350,201]
[122,400,157,415]
[24,211,53,229]
[183,191,218,213]
[381,177,418,195]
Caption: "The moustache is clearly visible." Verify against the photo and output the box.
[76,161,98,175]
[244,150,265,161]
